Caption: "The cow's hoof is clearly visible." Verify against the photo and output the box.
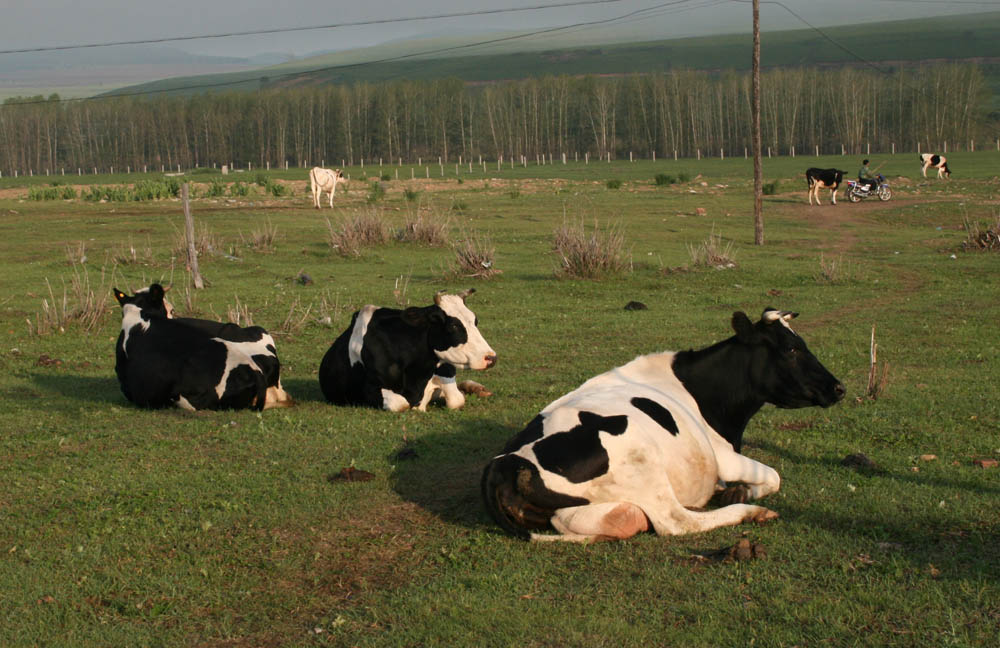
[749,508,779,524]
[718,484,750,505]
[458,380,492,398]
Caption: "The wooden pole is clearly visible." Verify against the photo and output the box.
[182,183,204,289]
[752,0,763,245]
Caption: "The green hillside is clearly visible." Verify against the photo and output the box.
[106,11,1000,97]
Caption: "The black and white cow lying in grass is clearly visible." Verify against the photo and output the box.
[481,309,845,542]
[920,153,951,179]
[805,168,846,205]
[318,289,496,411]
[114,284,292,410]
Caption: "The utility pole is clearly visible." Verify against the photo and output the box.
[752,0,764,245]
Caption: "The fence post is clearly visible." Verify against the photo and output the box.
[891,143,895,155]
[791,146,794,158]
[182,183,204,290]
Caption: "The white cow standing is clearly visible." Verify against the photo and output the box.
[310,167,347,208]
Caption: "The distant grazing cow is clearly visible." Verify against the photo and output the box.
[920,153,951,179]
[481,309,845,542]
[318,289,497,412]
[805,168,845,205]
[114,284,278,411]
[310,167,347,208]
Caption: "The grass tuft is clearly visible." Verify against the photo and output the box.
[447,232,501,279]
[553,218,631,279]
[326,210,391,257]
[687,227,736,269]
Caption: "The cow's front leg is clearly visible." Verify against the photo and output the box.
[714,451,780,500]
[415,378,443,412]
[380,389,410,412]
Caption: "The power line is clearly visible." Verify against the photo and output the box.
[0,0,627,55]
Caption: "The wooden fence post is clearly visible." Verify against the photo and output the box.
[182,183,204,290]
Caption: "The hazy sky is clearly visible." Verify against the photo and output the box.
[0,0,992,59]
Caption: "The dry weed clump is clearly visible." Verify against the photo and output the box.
[28,264,113,336]
[173,222,223,258]
[553,219,631,279]
[447,232,501,279]
[326,210,391,257]
[240,219,278,253]
[110,235,154,266]
[864,325,890,401]
[397,209,449,246]
[961,213,1000,251]
[226,295,254,327]
[687,228,737,269]
[817,253,847,284]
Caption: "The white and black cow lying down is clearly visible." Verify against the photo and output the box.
[805,168,846,205]
[920,153,951,179]
[318,289,497,412]
[309,166,347,209]
[481,309,845,543]
[114,284,292,411]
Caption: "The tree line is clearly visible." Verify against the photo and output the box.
[0,64,990,175]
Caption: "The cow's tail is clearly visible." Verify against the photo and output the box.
[480,454,587,541]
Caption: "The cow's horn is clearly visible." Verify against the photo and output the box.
[763,308,798,323]
[457,288,476,301]
[434,290,446,306]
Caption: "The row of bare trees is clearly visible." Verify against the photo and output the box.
[0,64,990,175]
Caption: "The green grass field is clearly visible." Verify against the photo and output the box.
[1,153,999,646]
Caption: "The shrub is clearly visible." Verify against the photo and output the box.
[380,173,391,182]
[553,219,631,279]
[606,179,623,190]
[508,183,521,199]
[229,182,250,197]
[205,181,226,198]
[240,220,278,253]
[655,173,677,186]
[404,188,420,202]
[28,186,62,200]
[397,210,449,246]
[687,228,737,269]
[447,232,500,279]
[961,214,1000,251]
[326,210,390,257]
[451,200,468,212]
[366,181,385,204]
[677,171,691,182]
[253,172,269,187]
[28,265,113,336]
[266,180,288,197]
[763,180,780,195]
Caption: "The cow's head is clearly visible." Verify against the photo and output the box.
[731,308,845,409]
[942,163,952,179]
[428,289,497,370]
[113,284,172,317]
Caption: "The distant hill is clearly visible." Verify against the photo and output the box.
[103,11,1000,98]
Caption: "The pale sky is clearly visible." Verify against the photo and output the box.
[0,0,992,59]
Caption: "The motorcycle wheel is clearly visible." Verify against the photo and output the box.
[848,187,861,203]
[878,186,892,201]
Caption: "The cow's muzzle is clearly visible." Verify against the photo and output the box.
[484,354,498,369]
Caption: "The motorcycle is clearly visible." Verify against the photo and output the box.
[845,173,891,202]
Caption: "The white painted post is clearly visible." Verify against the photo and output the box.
[468,162,472,173]
[841,144,845,156]
[629,151,633,162]
[971,140,974,152]
[866,142,870,156]
[697,149,701,160]
[791,146,794,158]
[767,147,771,158]
[266,161,270,170]
[411,168,415,179]
[652,151,656,162]
[395,169,399,180]
[674,150,677,160]
[944,142,948,153]
[891,143,895,155]
[745,148,748,159]
[426,166,429,178]
[78,168,81,175]
[721,148,725,160]
[585,152,589,164]
[110,166,113,174]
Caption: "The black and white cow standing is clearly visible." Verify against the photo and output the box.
[920,153,951,179]
[805,168,846,205]
[318,289,497,412]
[115,284,272,411]
[481,309,845,542]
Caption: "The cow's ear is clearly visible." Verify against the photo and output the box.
[113,288,129,305]
[731,311,757,343]
[149,284,165,300]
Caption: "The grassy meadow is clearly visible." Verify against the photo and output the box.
[1,152,999,646]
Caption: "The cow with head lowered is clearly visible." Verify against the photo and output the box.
[319,289,496,412]
[920,153,951,179]
[114,284,291,410]
[481,309,845,543]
